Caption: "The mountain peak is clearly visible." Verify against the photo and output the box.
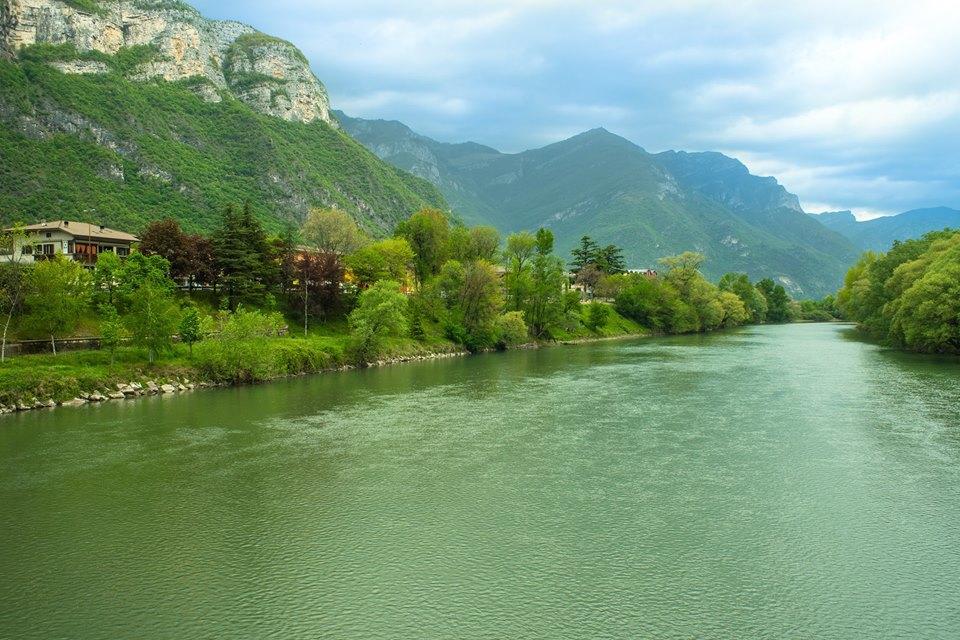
[3,0,333,125]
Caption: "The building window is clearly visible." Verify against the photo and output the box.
[45,232,52,238]
[117,246,130,257]
[41,244,55,255]
[22,244,33,255]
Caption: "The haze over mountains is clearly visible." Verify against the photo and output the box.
[811,207,960,253]
[336,111,859,297]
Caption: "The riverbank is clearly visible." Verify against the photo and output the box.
[0,310,646,415]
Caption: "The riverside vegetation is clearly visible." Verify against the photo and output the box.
[837,229,960,354]
[0,206,823,409]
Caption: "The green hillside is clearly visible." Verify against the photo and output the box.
[337,114,858,297]
[0,47,446,235]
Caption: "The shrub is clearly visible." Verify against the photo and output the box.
[494,311,528,348]
[585,301,611,331]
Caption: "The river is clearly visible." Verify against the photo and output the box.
[2,323,960,638]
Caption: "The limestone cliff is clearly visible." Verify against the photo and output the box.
[0,0,334,124]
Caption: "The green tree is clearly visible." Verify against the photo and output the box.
[570,235,601,273]
[179,304,203,357]
[127,279,180,364]
[756,278,792,322]
[396,208,450,286]
[214,202,272,310]
[92,250,124,307]
[98,303,125,365]
[595,244,627,274]
[717,291,749,327]
[585,300,611,331]
[434,259,504,351]
[347,238,414,289]
[718,273,768,323]
[301,207,368,255]
[0,224,32,362]
[23,256,92,355]
[494,311,528,348]
[526,229,566,338]
[504,231,537,311]
[348,280,409,362]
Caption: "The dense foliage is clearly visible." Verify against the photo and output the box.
[837,230,960,353]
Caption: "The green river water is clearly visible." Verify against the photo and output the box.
[2,323,960,638]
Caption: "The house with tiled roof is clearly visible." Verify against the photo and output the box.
[2,220,139,266]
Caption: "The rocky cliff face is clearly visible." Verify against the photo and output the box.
[1,0,334,124]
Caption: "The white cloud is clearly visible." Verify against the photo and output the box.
[715,93,960,146]
[336,90,472,117]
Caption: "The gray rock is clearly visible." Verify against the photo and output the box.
[160,384,177,394]
[108,391,125,400]
[63,398,87,407]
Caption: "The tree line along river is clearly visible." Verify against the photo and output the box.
[1,323,959,639]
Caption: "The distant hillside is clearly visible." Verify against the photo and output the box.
[812,207,960,252]
[0,0,447,234]
[337,112,859,297]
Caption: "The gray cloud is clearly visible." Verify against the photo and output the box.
[193,0,960,218]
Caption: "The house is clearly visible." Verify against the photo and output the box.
[1,220,139,266]
[627,268,658,278]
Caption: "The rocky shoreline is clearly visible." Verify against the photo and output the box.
[0,348,473,416]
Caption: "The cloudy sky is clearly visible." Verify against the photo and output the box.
[194,0,960,218]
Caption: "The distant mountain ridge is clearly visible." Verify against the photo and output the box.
[336,111,859,297]
[811,207,960,252]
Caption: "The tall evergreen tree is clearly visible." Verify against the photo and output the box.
[570,235,600,273]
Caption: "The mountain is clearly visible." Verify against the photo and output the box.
[0,0,446,234]
[336,112,859,297]
[812,207,960,252]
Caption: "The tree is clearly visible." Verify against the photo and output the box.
[93,250,123,307]
[98,303,125,365]
[717,291,749,327]
[585,301,611,331]
[396,208,450,286]
[535,227,555,256]
[0,224,32,362]
[575,263,603,299]
[504,231,537,311]
[214,202,271,309]
[434,259,503,350]
[182,234,216,291]
[348,280,409,361]
[526,229,566,338]
[756,278,792,322]
[347,238,414,289]
[23,256,91,355]
[469,226,501,262]
[570,236,601,273]
[179,304,203,357]
[494,311,528,348]
[294,251,345,335]
[301,208,368,255]
[595,244,627,274]
[139,219,189,281]
[127,279,180,364]
[660,251,706,296]
[719,273,767,323]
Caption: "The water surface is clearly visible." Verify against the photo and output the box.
[2,324,960,638]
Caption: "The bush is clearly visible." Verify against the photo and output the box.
[585,301,611,331]
[494,311,528,348]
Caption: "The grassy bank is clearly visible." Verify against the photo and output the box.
[0,308,645,407]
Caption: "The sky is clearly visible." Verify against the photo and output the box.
[193,0,960,219]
